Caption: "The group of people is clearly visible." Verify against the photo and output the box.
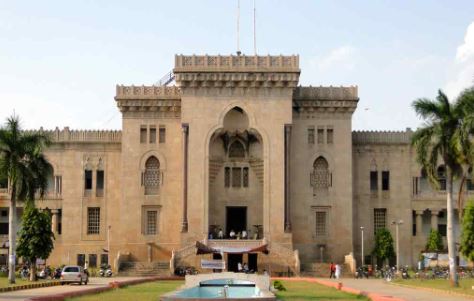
[329,262,342,279]
[209,228,252,240]
[237,262,252,273]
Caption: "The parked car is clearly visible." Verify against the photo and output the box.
[60,266,88,285]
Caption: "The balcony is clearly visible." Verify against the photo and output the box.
[207,239,265,250]
[412,177,474,202]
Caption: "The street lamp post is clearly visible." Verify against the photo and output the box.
[360,226,364,267]
[391,220,403,270]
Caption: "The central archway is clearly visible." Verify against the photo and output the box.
[208,106,264,240]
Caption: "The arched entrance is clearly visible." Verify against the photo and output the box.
[208,107,264,240]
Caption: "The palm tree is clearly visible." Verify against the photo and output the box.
[0,116,51,284]
[412,90,462,287]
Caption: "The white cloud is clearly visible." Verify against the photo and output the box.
[445,22,474,99]
[310,46,356,72]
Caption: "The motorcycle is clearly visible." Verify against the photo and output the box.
[99,264,112,277]
[53,267,62,279]
[20,265,29,279]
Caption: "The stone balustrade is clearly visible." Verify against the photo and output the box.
[115,85,181,99]
[207,239,264,249]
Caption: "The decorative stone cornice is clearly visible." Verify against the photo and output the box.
[293,86,359,114]
[174,55,300,90]
[115,85,181,117]
[352,130,413,145]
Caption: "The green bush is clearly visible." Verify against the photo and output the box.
[273,280,287,291]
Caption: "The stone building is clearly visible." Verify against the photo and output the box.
[0,54,465,274]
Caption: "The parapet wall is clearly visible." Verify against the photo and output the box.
[24,128,122,143]
[352,130,413,145]
[293,86,358,101]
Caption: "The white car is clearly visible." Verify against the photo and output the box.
[60,266,88,285]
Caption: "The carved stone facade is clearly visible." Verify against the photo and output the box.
[0,54,464,273]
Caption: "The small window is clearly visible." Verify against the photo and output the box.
[317,128,324,144]
[159,127,166,143]
[84,170,93,190]
[308,127,315,144]
[438,224,447,237]
[315,211,327,236]
[232,167,242,187]
[146,210,158,235]
[57,209,62,235]
[54,176,62,195]
[382,171,390,191]
[149,126,157,144]
[229,141,245,158]
[0,223,8,235]
[437,166,446,190]
[88,254,97,268]
[243,167,249,187]
[77,254,85,267]
[224,167,230,188]
[100,254,109,266]
[96,170,104,197]
[374,208,386,234]
[1,210,7,217]
[326,128,334,144]
[370,171,378,191]
[87,207,100,235]
[140,126,147,144]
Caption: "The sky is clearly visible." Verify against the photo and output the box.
[1,0,474,131]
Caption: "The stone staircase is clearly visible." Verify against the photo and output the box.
[118,261,170,277]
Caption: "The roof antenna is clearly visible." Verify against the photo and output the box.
[236,0,241,56]
[253,0,257,55]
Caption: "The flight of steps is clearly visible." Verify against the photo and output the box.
[118,261,170,277]
[301,262,352,278]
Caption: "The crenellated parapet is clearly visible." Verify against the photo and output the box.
[115,85,181,118]
[24,128,122,143]
[352,130,413,145]
[174,54,300,93]
[174,54,299,72]
[293,86,359,115]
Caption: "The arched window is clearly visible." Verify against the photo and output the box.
[144,156,160,195]
[228,141,245,158]
[437,165,446,191]
[311,156,330,191]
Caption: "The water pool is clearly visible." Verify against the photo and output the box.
[173,286,261,298]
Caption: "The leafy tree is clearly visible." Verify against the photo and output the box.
[425,229,444,252]
[0,115,51,283]
[16,204,54,281]
[411,89,474,286]
[372,228,395,264]
[460,200,474,263]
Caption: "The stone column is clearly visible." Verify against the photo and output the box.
[51,209,59,235]
[430,209,439,230]
[284,124,292,232]
[415,210,423,236]
[181,124,189,233]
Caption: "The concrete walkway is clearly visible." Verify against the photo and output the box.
[0,277,144,301]
[326,278,473,301]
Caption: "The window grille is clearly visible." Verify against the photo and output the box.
[87,207,100,235]
[308,128,315,144]
[243,167,249,187]
[373,208,386,234]
[224,167,230,187]
[149,127,156,143]
[232,167,242,187]
[317,128,324,144]
[144,156,160,195]
[315,211,327,236]
[146,210,158,235]
[311,157,329,190]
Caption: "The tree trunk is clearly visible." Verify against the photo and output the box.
[446,167,459,287]
[457,175,466,222]
[8,186,17,284]
[30,260,37,282]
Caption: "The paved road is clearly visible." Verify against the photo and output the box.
[0,277,143,301]
[327,278,473,301]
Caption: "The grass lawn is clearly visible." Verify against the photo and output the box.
[0,276,42,287]
[393,278,474,296]
[67,280,367,301]
[275,280,369,301]
[66,280,183,301]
